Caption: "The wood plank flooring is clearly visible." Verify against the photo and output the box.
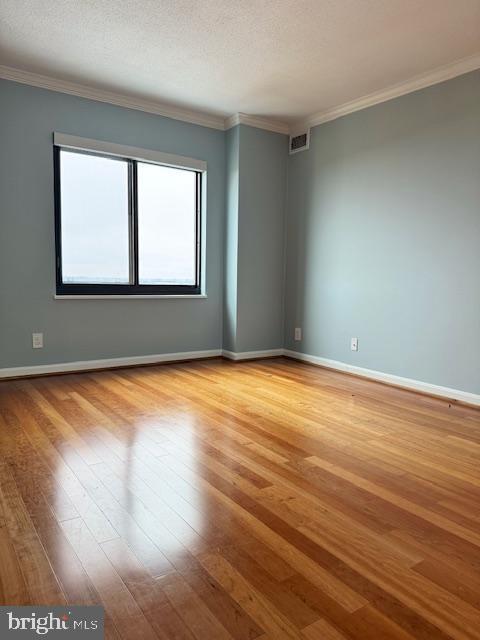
[0,357,479,639]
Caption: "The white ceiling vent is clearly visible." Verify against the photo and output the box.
[289,129,310,155]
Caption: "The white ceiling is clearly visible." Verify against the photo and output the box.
[1,0,480,126]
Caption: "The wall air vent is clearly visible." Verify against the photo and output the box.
[289,129,310,155]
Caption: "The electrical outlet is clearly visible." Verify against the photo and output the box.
[32,333,44,349]
[294,327,302,341]
[350,337,358,351]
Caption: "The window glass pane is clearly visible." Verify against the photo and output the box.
[137,163,197,285]
[60,150,130,284]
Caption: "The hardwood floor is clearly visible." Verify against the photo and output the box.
[0,357,479,639]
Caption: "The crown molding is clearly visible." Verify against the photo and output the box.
[0,64,290,135]
[2,51,479,137]
[224,112,290,135]
[292,52,480,133]
[0,64,226,130]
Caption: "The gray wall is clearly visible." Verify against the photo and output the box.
[285,70,480,394]
[2,71,479,394]
[0,81,286,369]
[0,79,225,367]
[223,126,240,352]
[223,125,287,353]
[236,125,287,352]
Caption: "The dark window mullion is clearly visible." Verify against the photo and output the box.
[132,160,139,286]
[53,146,63,290]
[196,172,201,289]
[127,160,134,285]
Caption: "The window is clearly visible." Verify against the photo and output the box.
[54,135,203,296]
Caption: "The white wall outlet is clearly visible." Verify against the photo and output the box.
[32,333,44,349]
[294,327,302,341]
[350,337,358,351]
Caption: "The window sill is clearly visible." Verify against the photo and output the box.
[53,294,207,300]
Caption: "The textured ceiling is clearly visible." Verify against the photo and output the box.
[1,0,480,124]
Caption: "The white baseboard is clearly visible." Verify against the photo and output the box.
[1,347,477,407]
[222,349,284,361]
[0,349,222,380]
[284,349,480,407]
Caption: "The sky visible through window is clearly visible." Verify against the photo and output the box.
[60,150,196,285]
